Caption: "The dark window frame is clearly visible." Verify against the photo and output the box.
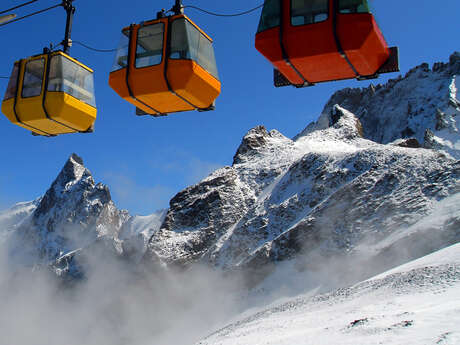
[4,62,19,100]
[47,54,96,108]
[21,58,45,99]
[111,28,131,72]
[135,22,165,70]
[256,0,281,33]
[337,0,371,14]
[169,17,219,80]
[290,0,330,27]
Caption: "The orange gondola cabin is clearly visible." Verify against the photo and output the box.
[255,0,399,87]
[109,11,221,116]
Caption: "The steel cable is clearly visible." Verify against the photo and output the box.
[183,4,263,17]
[0,3,61,27]
[1,2,266,56]
[0,0,41,15]
[73,41,118,53]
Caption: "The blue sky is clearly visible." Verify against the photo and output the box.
[0,0,458,215]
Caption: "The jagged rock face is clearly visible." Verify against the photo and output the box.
[145,84,460,275]
[246,154,459,268]
[147,127,299,265]
[299,52,460,158]
[9,154,130,263]
[148,167,254,265]
[34,154,123,236]
[211,109,459,270]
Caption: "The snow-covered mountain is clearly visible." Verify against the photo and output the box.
[2,154,165,275]
[143,53,460,284]
[197,243,460,345]
[1,53,459,284]
[299,52,460,158]
[0,199,38,243]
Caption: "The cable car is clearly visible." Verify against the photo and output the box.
[108,10,221,116]
[1,50,97,136]
[255,0,399,87]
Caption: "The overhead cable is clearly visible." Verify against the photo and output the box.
[42,2,267,54]
[183,4,263,17]
[0,3,60,27]
[73,41,118,53]
[0,0,40,15]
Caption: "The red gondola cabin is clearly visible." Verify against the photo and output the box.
[255,0,399,87]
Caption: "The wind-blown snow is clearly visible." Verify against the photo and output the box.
[301,52,460,158]
[0,199,38,243]
[198,244,460,345]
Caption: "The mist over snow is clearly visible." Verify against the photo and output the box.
[198,243,460,345]
[0,249,246,345]
[0,53,459,345]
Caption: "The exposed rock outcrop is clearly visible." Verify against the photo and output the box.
[7,154,130,272]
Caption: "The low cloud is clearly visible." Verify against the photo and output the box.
[1,192,458,345]
[0,236,244,345]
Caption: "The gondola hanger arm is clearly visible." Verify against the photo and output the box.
[171,0,184,15]
[0,0,76,54]
[61,0,76,54]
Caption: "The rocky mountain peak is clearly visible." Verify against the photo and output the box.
[326,105,364,139]
[294,105,364,145]
[34,153,95,218]
[9,154,130,265]
[233,126,291,165]
[56,153,93,189]
[233,125,270,164]
[301,52,459,151]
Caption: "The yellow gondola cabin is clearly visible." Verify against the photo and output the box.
[1,50,97,136]
[109,13,221,116]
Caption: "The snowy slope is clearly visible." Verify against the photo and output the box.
[142,53,459,276]
[144,105,459,281]
[300,52,460,158]
[0,199,38,243]
[117,211,168,261]
[198,243,460,345]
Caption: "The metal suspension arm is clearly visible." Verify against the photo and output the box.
[61,0,75,54]
[172,0,183,15]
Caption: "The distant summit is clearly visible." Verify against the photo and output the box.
[6,153,130,276]
[300,51,460,158]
